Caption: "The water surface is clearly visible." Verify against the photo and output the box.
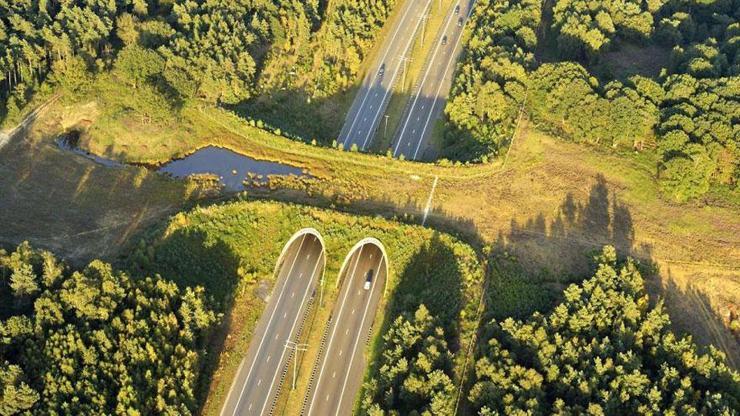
[158,146,307,191]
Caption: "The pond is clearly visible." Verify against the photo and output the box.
[157,146,308,191]
[56,134,308,192]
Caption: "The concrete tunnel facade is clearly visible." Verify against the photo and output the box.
[336,237,390,296]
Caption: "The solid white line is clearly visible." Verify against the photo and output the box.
[306,246,365,415]
[412,3,475,160]
[359,0,434,150]
[393,3,458,158]
[259,249,323,416]
[227,235,308,416]
[340,0,419,145]
[333,255,385,416]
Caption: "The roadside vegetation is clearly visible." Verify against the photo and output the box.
[0,0,398,144]
[1,0,739,414]
[125,200,483,415]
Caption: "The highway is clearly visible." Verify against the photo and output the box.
[304,243,387,416]
[339,0,434,151]
[220,233,325,416]
[392,0,473,160]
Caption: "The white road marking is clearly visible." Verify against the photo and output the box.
[333,256,385,416]
[257,379,262,386]
[283,312,287,319]
[307,246,366,415]
[332,371,336,378]
[229,235,308,416]
[412,9,473,160]
[359,0,435,150]
[259,252,324,416]
[266,355,271,363]
[340,0,419,145]
[394,3,460,158]
[291,292,295,298]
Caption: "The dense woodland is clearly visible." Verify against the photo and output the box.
[0,242,216,415]
[445,0,738,201]
[468,246,739,414]
[0,0,394,120]
[361,305,457,415]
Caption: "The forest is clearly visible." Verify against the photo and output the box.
[467,247,740,414]
[0,242,216,415]
[444,0,738,201]
[0,0,396,137]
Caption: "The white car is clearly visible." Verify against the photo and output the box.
[363,269,374,290]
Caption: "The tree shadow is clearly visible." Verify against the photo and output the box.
[127,225,244,406]
[655,265,740,368]
[385,232,463,337]
[488,174,647,281]
[0,116,215,267]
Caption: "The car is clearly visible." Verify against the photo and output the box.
[378,64,385,77]
[363,269,374,290]
[458,17,464,27]
[455,4,460,14]
[441,35,448,45]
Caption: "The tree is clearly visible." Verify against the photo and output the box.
[0,243,217,415]
[468,246,740,414]
[361,305,456,415]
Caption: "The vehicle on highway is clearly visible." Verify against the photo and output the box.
[378,63,386,78]
[458,17,464,27]
[455,4,460,14]
[364,269,374,290]
[442,35,448,46]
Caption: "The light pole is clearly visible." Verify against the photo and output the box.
[400,56,412,91]
[285,341,309,390]
[420,13,429,45]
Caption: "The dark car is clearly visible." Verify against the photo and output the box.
[455,4,460,14]
[363,269,374,290]
[378,63,386,77]
[442,35,448,45]
[458,17,464,27]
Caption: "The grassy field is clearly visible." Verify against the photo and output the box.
[2,71,738,373]
[127,200,484,415]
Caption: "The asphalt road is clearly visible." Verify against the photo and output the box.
[392,0,473,160]
[220,233,325,416]
[304,243,386,416]
[339,0,434,151]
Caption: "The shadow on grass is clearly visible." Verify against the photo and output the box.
[386,232,463,336]
[0,117,215,266]
[657,266,740,368]
[130,226,244,408]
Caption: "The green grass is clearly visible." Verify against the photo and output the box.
[129,200,485,415]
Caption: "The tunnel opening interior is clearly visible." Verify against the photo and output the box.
[273,227,326,280]
[337,238,389,295]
